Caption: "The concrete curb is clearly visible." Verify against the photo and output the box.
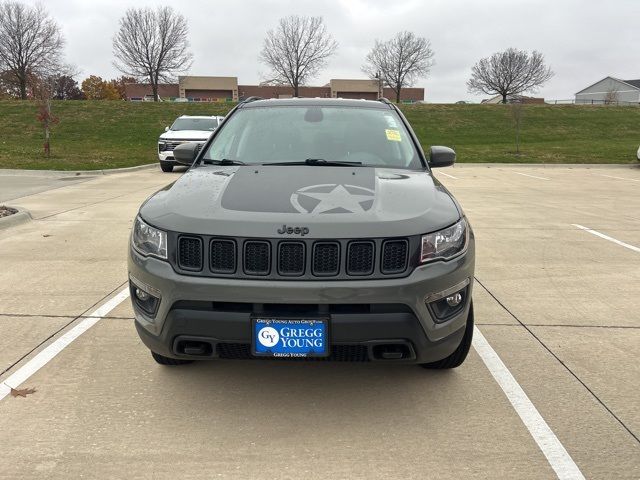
[0,163,158,177]
[0,207,32,230]
[451,163,640,169]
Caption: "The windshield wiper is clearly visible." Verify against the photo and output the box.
[263,158,363,167]
[203,159,246,165]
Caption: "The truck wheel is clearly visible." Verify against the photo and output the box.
[160,162,174,173]
[151,351,193,365]
[420,302,474,370]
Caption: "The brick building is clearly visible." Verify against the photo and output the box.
[124,76,424,103]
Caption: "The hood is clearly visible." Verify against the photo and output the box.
[139,165,461,238]
[159,129,213,141]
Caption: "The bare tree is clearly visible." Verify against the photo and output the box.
[362,31,434,103]
[31,67,71,156]
[468,48,553,104]
[259,15,337,97]
[604,88,619,105]
[0,2,64,99]
[0,70,21,98]
[113,6,193,102]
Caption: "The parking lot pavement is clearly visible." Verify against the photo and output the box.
[0,171,92,203]
[0,165,639,479]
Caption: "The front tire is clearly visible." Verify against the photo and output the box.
[160,162,174,173]
[151,351,193,366]
[420,302,474,369]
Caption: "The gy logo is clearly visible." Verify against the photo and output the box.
[257,327,279,347]
[290,184,375,214]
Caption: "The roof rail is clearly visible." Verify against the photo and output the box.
[239,96,263,105]
[377,97,393,106]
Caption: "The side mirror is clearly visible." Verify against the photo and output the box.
[164,126,169,132]
[428,146,456,168]
[173,142,199,166]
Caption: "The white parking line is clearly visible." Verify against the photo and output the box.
[0,287,130,402]
[513,172,550,181]
[437,172,459,179]
[572,224,640,253]
[599,174,640,183]
[473,327,585,480]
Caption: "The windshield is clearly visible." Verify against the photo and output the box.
[171,118,218,131]
[202,106,422,168]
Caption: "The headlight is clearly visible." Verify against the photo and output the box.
[420,218,468,263]
[132,216,167,260]
[158,141,166,152]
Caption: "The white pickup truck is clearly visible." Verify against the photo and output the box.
[157,115,225,172]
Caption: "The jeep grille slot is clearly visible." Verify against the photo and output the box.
[278,242,305,276]
[177,236,203,271]
[381,239,409,274]
[210,239,236,273]
[347,241,375,275]
[243,241,271,275]
[312,242,340,276]
[170,234,413,280]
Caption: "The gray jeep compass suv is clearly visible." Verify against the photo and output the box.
[128,97,475,368]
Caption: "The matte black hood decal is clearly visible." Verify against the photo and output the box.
[221,167,376,214]
[139,165,461,238]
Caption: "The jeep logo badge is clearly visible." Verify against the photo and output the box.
[277,225,310,236]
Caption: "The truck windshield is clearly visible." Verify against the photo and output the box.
[203,106,423,169]
[171,118,218,131]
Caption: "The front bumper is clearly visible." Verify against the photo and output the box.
[128,240,475,364]
[158,150,175,162]
[158,141,205,162]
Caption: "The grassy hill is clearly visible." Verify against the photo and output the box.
[0,99,638,170]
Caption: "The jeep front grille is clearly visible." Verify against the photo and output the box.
[173,235,416,280]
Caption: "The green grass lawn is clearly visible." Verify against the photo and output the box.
[0,100,638,170]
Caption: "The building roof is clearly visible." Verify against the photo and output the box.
[241,97,391,109]
[576,76,640,94]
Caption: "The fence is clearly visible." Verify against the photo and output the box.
[546,99,640,106]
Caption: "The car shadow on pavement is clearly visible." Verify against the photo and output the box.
[145,359,477,426]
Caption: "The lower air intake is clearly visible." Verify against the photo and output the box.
[217,343,369,362]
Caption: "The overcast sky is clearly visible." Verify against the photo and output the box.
[23,0,640,102]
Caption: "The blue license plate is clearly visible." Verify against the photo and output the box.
[252,318,329,358]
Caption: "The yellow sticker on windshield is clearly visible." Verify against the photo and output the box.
[385,129,401,142]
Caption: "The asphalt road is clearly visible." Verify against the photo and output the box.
[0,164,638,479]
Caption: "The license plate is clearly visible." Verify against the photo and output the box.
[252,318,329,358]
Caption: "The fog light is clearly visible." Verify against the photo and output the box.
[425,279,470,323]
[129,275,161,317]
[446,293,463,307]
[135,288,150,301]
